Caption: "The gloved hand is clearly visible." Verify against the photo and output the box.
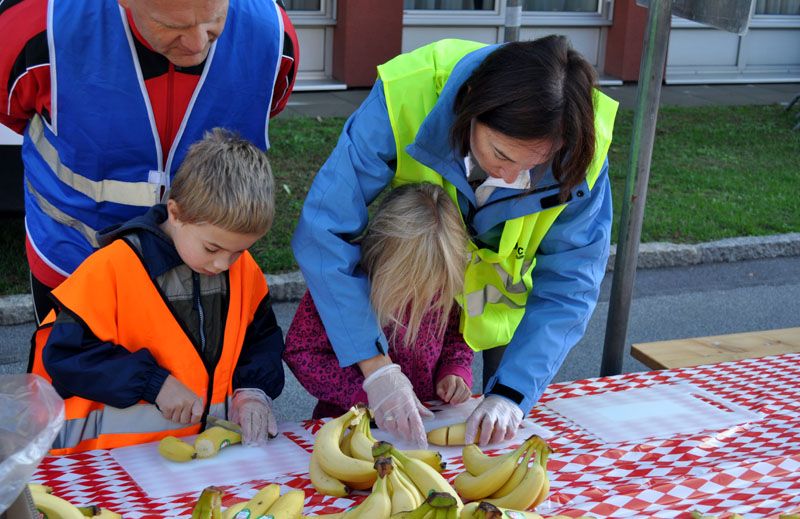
[362,363,434,448]
[230,388,277,446]
[465,394,524,446]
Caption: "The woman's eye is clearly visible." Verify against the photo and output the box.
[205,247,218,253]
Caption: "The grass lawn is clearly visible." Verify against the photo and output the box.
[1,104,798,296]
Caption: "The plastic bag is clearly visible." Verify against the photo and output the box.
[0,374,64,514]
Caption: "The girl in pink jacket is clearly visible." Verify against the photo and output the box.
[284,183,474,419]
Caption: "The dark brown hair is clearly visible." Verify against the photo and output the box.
[451,35,597,201]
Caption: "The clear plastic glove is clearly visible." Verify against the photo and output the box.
[465,394,524,446]
[229,388,277,446]
[362,363,434,448]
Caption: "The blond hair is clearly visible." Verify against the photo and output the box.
[361,183,468,348]
[168,128,274,235]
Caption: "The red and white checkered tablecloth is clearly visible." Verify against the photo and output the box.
[31,353,800,518]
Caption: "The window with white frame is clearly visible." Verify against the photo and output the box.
[754,0,800,15]
[283,0,322,11]
[403,0,495,9]
[523,0,599,12]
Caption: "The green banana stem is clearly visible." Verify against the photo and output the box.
[390,501,435,519]
[76,505,101,517]
[373,440,394,459]
[426,492,457,509]
[191,486,223,519]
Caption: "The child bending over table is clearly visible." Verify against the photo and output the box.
[284,182,474,445]
[29,129,285,454]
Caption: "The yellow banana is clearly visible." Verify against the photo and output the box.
[28,483,54,494]
[194,426,242,459]
[343,458,392,518]
[76,505,101,517]
[388,464,420,515]
[221,501,247,519]
[395,466,425,508]
[531,439,552,508]
[340,424,355,457]
[347,414,375,463]
[313,407,376,486]
[427,422,474,446]
[309,445,351,497]
[378,443,463,511]
[403,449,446,472]
[158,435,197,462]
[190,486,223,519]
[461,437,533,476]
[453,439,531,500]
[236,484,281,518]
[489,444,534,499]
[32,491,85,519]
[482,445,545,511]
[263,489,305,519]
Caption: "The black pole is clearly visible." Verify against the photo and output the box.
[503,0,521,43]
[600,0,673,377]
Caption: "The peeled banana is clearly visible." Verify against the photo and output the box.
[194,426,242,459]
[31,491,85,519]
[158,435,197,462]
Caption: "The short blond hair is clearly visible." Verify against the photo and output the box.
[361,183,468,348]
[169,128,274,235]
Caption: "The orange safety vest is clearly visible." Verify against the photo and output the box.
[31,238,267,455]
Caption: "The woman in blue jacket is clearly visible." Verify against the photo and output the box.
[292,35,618,447]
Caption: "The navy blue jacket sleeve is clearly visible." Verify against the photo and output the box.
[233,295,285,400]
[42,311,170,408]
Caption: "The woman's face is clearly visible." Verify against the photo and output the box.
[469,119,558,184]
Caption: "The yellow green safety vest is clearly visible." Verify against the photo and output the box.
[378,39,618,351]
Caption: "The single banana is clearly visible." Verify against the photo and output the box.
[221,501,247,519]
[236,484,281,518]
[403,449,446,472]
[454,440,533,500]
[190,486,223,519]
[32,491,85,519]
[194,426,242,459]
[530,440,552,508]
[340,424,355,457]
[158,435,197,462]
[377,443,463,511]
[347,415,375,463]
[388,463,419,515]
[262,489,305,519]
[482,444,545,511]
[343,458,392,519]
[314,407,376,486]
[28,483,54,494]
[427,422,475,446]
[310,445,351,497]
[395,466,425,509]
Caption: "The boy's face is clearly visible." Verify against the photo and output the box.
[166,201,262,276]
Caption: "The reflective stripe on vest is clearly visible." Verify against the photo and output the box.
[25,178,100,249]
[31,239,268,454]
[378,39,618,351]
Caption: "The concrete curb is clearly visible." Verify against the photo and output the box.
[2,232,799,326]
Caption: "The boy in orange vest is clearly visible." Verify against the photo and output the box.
[30,128,284,454]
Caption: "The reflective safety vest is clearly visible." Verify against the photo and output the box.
[30,239,268,455]
[22,0,282,277]
[378,39,618,351]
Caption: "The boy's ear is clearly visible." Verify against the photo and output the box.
[166,199,182,223]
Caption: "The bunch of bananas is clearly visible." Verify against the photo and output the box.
[191,484,305,519]
[158,421,242,462]
[28,483,121,519]
[391,491,460,519]
[309,405,449,499]
[453,435,552,511]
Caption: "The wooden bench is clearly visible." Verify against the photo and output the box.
[631,327,800,370]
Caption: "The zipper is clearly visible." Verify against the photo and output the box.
[193,271,213,425]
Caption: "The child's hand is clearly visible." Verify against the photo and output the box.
[436,375,472,405]
[155,375,204,424]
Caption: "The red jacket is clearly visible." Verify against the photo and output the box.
[0,0,299,287]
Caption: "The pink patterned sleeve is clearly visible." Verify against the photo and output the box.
[283,291,368,409]
[434,306,474,388]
